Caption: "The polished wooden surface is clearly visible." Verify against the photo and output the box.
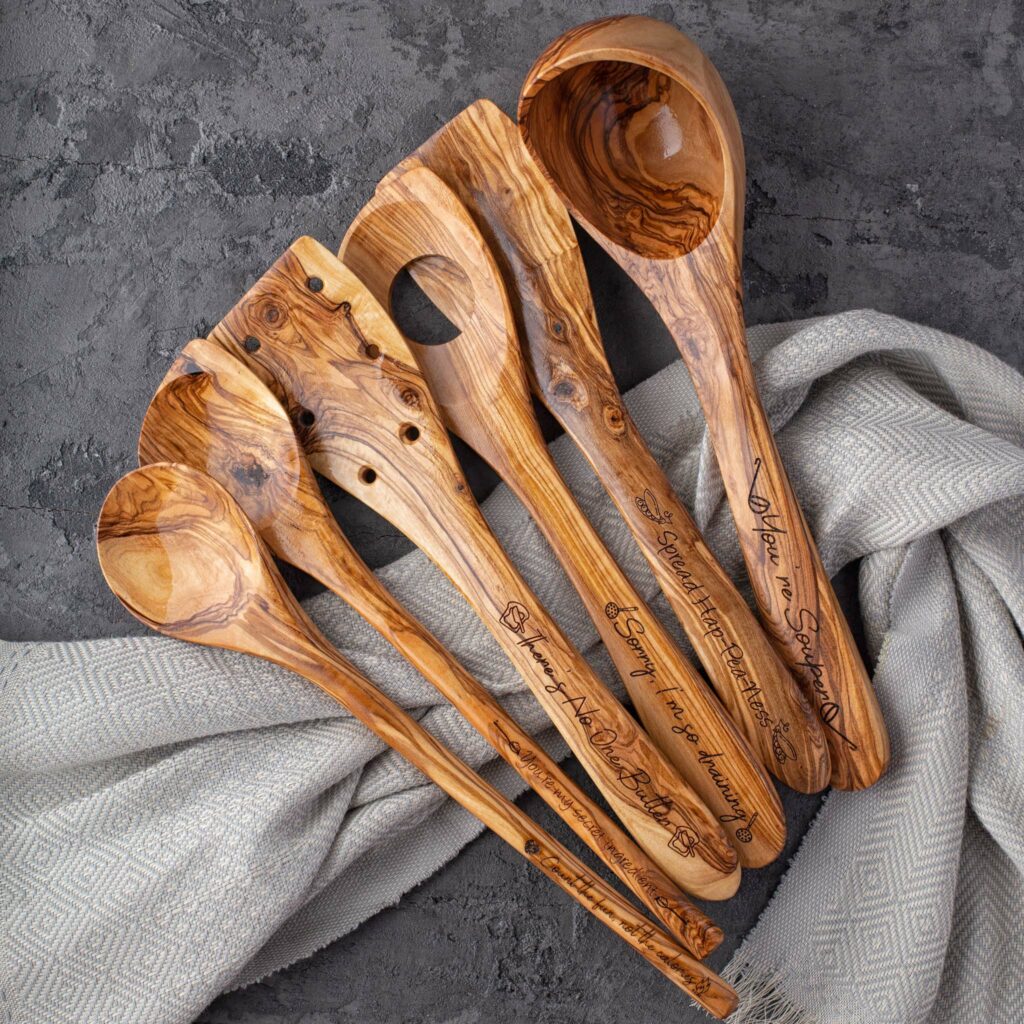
[204,236,742,899]
[340,167,785,867]
[138,336,722,956]
[390,98,829,795]
[519,15,889,790]
[96,464,739,1017]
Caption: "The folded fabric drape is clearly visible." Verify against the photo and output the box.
[3,311,1022,1024]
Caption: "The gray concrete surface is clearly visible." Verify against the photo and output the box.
[2,0,1022,1021]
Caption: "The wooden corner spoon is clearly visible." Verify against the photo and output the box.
[203,235,742,900]
[386,98,830,795]
[339,167,785,867]
[96,463,739,1017]
[518,16,890,790]
[138,336,722,957]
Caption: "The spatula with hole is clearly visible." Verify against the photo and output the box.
[377,98,829,796]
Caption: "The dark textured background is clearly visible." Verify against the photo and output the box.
[2,1,1021,1021]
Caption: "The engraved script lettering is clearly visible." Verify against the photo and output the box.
[489,718,700,934]
[747,458,786,567]
[624,486,798,759]
[783,603,858,751]
[537,852,712,994]
[496,601,706,857]
[746,462,858,752]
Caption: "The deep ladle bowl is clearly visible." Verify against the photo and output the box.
[519,16,889,790]
[521,58,728,261]
[518,16,744,264]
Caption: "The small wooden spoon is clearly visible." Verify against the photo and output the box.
[96,463,738,1017]
[138,336,722,957]
[386,98,829,795]
[518,15,889,790]
[340,167,785,867]
[204,236,741,899]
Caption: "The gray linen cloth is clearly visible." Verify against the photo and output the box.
[2,311,1022,1024]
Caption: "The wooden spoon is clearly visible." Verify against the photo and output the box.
[385,99,829,795]
[138,336,722,956]
[518,15,889,790]
[340,167,785,867]
[203,236,742,900]
[96,463,738,1017]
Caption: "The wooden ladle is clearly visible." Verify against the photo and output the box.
[138,336,722,956]
[96,463,738,1017]
[340,167,785,867]
[518,15,889,790]
[204,236,742,899]
[386,98,829,795]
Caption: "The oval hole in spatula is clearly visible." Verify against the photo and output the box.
[390,256,467,347]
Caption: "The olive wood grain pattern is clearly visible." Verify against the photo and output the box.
[96,464,738,1017]
[203,236,741,899]
[340,167,784,866]
[137,337,722,956]
[387,99,829,795]
[518,15,889,790]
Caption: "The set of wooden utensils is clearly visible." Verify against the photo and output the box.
[95,15,890,1017]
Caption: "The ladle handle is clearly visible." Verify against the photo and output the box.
[310,519,722,956]
[492,437,784,867]
[659,254,890,790]
[538,381,829,793]
[283,622,737,1017]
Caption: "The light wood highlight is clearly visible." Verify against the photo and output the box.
[518,15,889,790]
[340,168,784,866]
[96,464,739,1017]
[203,236,741,899]
[388,98,829,795]
[138,336,722,956]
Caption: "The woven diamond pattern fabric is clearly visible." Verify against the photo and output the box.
[2,311,1022,1023]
